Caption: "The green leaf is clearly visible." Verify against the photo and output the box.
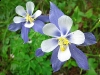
[10,63,18,71]
[58,2,66,9]
[30,60,36,70]
[85,9,93,18]
[64,59,77,69]
[85,58,98,75]
[0,72,5,75]
[71,24,78,32]
[72,6,83,23]
[88,58,98,69]
[85,68,97,75]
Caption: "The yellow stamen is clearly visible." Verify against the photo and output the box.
[58,37,69,51]
[26,14,34,23]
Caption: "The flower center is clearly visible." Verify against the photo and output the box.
[26,14,34,23]
[58,37,69,51]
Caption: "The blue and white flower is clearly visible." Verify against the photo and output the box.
[42,15,85,62]
[9,1,49,43]
[13,1,42,28]
[36,2,97,72]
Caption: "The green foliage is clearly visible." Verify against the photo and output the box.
[63,59,77,69]
[85,9,93,18]
[84,58,98,75]
[0,0,100,75]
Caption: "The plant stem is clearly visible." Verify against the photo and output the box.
[86,53,100,57]
[90,19,100,32]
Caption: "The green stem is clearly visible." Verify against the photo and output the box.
[80,69,82,75]
[86,53,100,57]
[90,19,100,32]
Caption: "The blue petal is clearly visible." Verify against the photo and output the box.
[69,44,89,70]
[21,25,30,43]
[51,46,65,72]
[36,15,49,22]
[80,32,97,46]
[32,20,44,34]
[8,22,23,31]
[49,2,64,29]
[35,48,45,57]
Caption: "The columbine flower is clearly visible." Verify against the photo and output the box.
[8,1,49,43]
[36,2,97,72]
[42,15,86,63]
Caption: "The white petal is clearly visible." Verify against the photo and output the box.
[41,38,58,52]
[15,6,26,17]
[24,22,34,28]
[13,16,25,23]
[43,23,61,37]
[26,1,34,15]
[58,46,71,62]
[58,15,73,35]
[33,10,42,19]
[68,30,85,45]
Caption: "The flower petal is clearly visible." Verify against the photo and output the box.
[69,44,89,70]
[52,60,64,72]
[58,46,71,62]
[51,46,65,72]
[26,1,34,15]
[49,2,64,28]
[32,20,44,34]
[21,25,30,43]
[80,32,97,46]
[24,22,34,28]
[51,46,59,63]
[58,15,73,35]
[8,22,23,31]
[13,16,25,23]
[68,30,85,45]
[36,15,49,22]
[32,10,42,19]
[43,23,61,37]
[41,38,58,52]
[16,5,26,17]
[35,48,45,57]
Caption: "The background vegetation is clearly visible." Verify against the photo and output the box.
[0,0,100,75]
